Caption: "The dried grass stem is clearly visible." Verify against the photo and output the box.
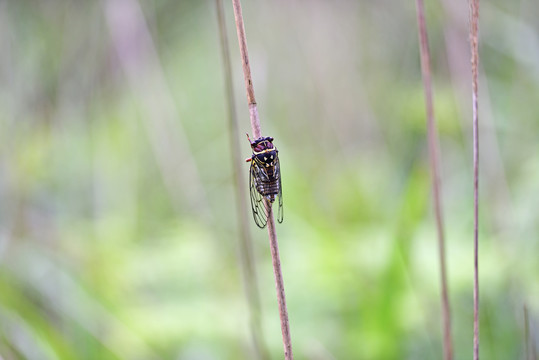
[414,1,453,359]
[231,0,293,358]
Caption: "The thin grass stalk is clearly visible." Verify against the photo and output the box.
[230,1,293,359]
[231,0,260,138]
[535,320,539,360]
[468,0,480,359]
[524,304,538,360]
[535,322,539,360]
[215,0,269,358]
[414,2,453,359]
[525,305,531,360]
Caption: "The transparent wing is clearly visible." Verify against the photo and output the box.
[250,161,269,228]
[276,156,283,224]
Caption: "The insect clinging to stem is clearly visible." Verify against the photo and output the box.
[245,134,283,229]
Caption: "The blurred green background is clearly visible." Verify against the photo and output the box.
[1,0,538,359]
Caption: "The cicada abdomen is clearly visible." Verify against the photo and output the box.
[246,134,283,228]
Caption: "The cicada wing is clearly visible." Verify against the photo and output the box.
[276,156,283,224]
[250,161,269,228]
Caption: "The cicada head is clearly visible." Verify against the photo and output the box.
[247,135,275,152]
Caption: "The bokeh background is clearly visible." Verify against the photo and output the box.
[1,0,538,359]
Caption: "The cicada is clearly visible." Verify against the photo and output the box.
[246,134,283,228]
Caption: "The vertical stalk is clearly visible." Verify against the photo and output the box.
[525,305,531,360]
[231,0,261,138]
[266,204,293,359]
[414,1,453,359]
[215,0,269,358]
[524,304,538,360]
[469,0,480,359]
[231,1,293,359]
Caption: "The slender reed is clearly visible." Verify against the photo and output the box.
[414,1,453,359]
[231,0,293,359]
[468,0,480,359]
[524,304,538,360]
[215,0,269,358]
[525,304,531,360]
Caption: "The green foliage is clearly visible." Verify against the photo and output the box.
[0,0,537,359]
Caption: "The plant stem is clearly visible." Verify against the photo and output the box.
[469,0,480,359]
[266,204,293,359]
[215,0,269,358]
[231,0,261,138]
[414,2,453,359]
[525,304,531,360]
[231,1,293,359]
[523,304,538,360]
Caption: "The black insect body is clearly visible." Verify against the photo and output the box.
[246,135,283,228]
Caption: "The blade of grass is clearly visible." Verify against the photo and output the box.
[414,1,453,359]
[230,1,293,358]
[215,0,269,358]
[468,0,480,359]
